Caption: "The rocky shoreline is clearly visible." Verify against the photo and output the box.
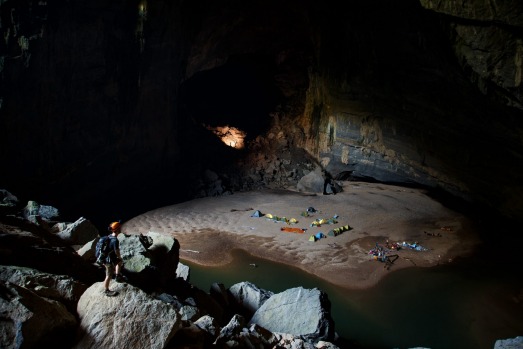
[0,189,340,348]
[1,189,522,349]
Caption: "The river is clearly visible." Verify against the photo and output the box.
[181,243,523,349]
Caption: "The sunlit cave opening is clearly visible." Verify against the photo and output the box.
[179,55,283,164]
[205,124,247,149]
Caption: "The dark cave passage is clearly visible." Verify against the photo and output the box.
[179,55,284,152]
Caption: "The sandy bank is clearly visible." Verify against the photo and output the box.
[123,181,481,289]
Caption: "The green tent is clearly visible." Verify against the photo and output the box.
[328,225,352,236]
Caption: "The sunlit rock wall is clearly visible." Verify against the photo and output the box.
[293,1,523,221]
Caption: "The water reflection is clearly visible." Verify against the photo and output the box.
[181,248,523,349]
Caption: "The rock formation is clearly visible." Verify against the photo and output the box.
[0,191,342,348]
[0,0,521,227]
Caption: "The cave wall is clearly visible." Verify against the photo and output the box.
[419,0,523,109]
[177,0,523,221]
[1,0,522,224]
[297,0,523,221]
[0,0,192,223]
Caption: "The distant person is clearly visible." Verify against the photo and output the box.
[103,221,127,296]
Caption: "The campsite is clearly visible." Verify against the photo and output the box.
[124,182,479,290]
[121,182,523,348]
[250,206,429,270]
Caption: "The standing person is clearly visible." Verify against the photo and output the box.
[103,221,127,297]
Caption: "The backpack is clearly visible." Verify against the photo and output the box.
[95,236,112,265]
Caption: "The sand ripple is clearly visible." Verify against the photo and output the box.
[122,184,480,289]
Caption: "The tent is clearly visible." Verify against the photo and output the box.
[250,210,263,217]
[309,235,316,242]
[328,225,352,237]
[315,232,326,240]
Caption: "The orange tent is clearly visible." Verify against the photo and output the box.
[280,227,306,234]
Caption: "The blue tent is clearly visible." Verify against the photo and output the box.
[315,232,326,240]
[251,210,263,217]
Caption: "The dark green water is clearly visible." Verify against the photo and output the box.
[181,248,523,349]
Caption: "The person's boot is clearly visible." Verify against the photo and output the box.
[104,289,118,297]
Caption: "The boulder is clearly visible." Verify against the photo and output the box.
[56,217,99,245]
[0,265,88,312]
[0,219,102,285]
[156,292,184,309]
[74,282,182,349]
[494,336,523,349]
[210,282,229,307]
[228,281,274,317]
[194,315,221,337]
[168,323,208,349]
[176,262,190,281]
[0,282,78,349]
[249,287,335,343]
[78,231,180,291]
[214,314,246,346]
[0,189,18,208]
[22,200,59,221]
[297,168,325,193]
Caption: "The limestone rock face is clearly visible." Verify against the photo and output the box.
[248,287,335,343]
[420,0,523,108]
[74,282,182,349]
[0,217,102,285]
[0,282,78,349]
[0,0,522,225]
[0,265,88,311]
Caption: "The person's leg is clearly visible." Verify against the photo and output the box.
[104,264,113,290]
[104,265,118,296]
[115,260,127,282]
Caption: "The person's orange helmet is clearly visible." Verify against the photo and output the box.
[108,221,121,232]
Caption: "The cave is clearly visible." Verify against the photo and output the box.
[2,0,522,229]
[1,0,523,347]
[177,54,283,172]
[181,55,281,141]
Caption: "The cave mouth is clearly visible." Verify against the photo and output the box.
[180,54,284,150]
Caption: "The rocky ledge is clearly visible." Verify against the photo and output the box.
[0,189,338,349]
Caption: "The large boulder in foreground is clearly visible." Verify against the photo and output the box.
[228,281,274,318]
[0,265,88,313]
[0,281,78,349]
[248,286,335,343]
[74,282,182,349]
[0,217,102,285]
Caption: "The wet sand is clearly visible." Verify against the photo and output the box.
[123,181,481,290]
